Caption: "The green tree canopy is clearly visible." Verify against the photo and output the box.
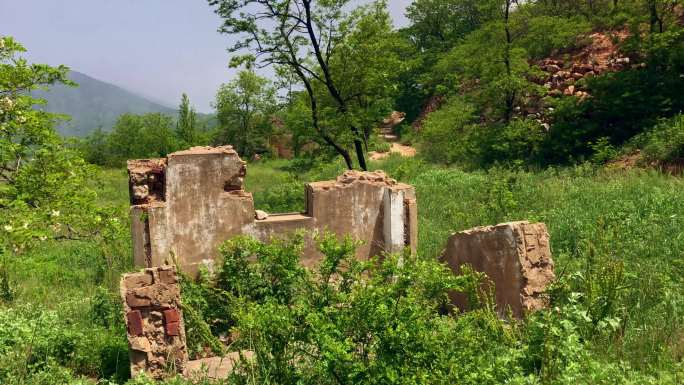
[176,93,198,147]
[0,36,120,249]
[214,69,276,157]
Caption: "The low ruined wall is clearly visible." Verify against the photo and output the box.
[128,146,417,274]
[120,266,188,379]
[440,221,555,318]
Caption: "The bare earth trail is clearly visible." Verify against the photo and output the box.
[369,111,417,161]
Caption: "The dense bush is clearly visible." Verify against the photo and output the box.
[0,303,129,384]
[418,97,479,166]
[516,15,591,59]
[633,114,684,162]
[175,224,683,385]
[419,98,546,168]
[79,113,181,167]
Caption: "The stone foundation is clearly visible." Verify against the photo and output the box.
[440,221,555,318]
[128,146,418,274]
[120,266,188,379]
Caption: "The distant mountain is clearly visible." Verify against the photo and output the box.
[33,71,176,137]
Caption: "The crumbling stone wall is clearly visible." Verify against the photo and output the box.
[440,221,555,318]
[128,146,417,274]
[120,266,188,379]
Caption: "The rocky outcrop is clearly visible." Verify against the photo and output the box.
[534,31,636,101]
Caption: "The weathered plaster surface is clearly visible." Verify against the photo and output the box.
[128,147,418,274]
[440,221,555,318]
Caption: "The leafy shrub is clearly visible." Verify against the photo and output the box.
[487,118,546,166]
[174,229,684,384]
[179,234,547,384]
[517,16,591,59]
[0,304,129,383]
[590,137,619,164]
[0,246,14,304]
[369,139,391,153]
[419,97,479,166]
[253,181,305,213]
[420,98,546,168]
[633,114,684,162]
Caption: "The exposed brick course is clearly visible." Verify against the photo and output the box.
[126,310,144,336]
[120,266,188,379]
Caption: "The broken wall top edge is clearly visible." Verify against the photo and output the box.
[168,145,238,157]
[452,221,532,236]
[307,170,411,190]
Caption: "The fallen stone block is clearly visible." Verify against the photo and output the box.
[184,352,255,380]
[440,221,555,318]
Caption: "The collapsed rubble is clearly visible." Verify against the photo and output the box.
[534,31,635,101]
[122,147,557,379]
[120,266,188,379]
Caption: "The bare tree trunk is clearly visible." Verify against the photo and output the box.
[302,0,367,170]
[277,3,354,170]
[648,1,664,33]
[503,0,515,123]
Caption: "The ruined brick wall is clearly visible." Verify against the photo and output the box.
[128,146,418,274]
[440,221,555,318]
[120,266,188,379]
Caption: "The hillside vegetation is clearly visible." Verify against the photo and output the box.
[1,0,683,384]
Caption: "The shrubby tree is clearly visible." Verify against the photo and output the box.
[105,113,178,165]
[279,91,317,158]
[0,36,122,250]
[405,0,487,53]
[327,2,411,148]
[176,93,198,146]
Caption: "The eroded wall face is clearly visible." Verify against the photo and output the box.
[128,147,418,274]
[120,266,188,379]
[165,148,254,273]
[441,221,555,318]
[306,171,416,259]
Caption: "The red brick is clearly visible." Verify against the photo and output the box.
[163,308,180,323]
[127,310,144,336]
[165,321,180,336]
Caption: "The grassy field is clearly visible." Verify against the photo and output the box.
[1,156,682,384]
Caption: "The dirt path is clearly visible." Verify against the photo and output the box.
[369,142,417,161]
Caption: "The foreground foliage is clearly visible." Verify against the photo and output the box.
[178,228,681,385]
[1,157,682,384]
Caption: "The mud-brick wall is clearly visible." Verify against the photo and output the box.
[441,221,555,319]
[120,266,188,379]
[128,146,418,275]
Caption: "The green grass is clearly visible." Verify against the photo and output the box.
[1,156,683,383]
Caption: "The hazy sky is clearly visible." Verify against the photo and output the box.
[1,0,412,113]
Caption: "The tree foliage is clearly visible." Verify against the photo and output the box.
[209,0,408,170]
[411,0,684,167]
[214,69,276,156]
[0,36,123,251]
[176,93,198,147]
